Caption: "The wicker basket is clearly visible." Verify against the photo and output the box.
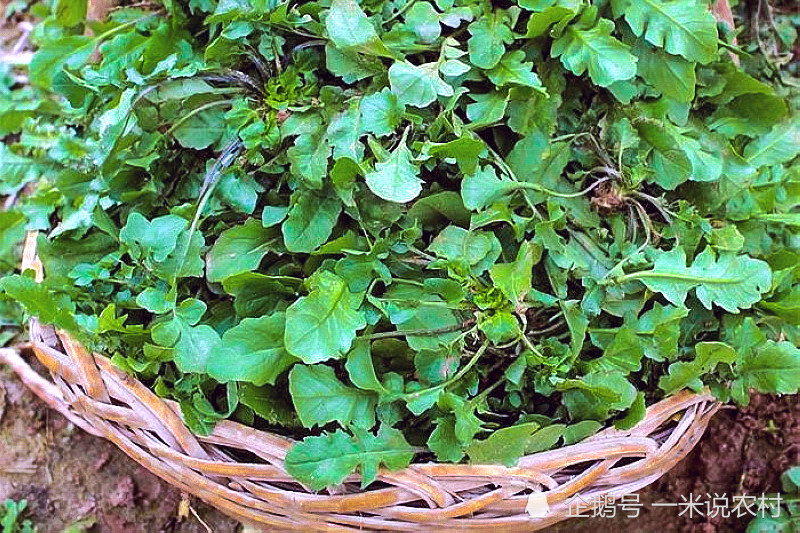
[0,231,720,531]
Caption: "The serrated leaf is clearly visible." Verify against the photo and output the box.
[427,417,464,462]
[467,13,514,69]
[561,371,637,421]
[288,364,376,429]
[285,426,414,490]
[611,0,718,64]
[487,50,545,90]
[404,2,441,43]
[465,89,509,125]
[285,271,366,363]
[635,42,695,102]
[732,341,800,403]
[619,247,772,313]
[478,310,521,344]
[172,106,226,149]
[525,0,581,37]
[428,225,502,276]
[551,19,637,87]
[0,274,79,333]
[659,341,736,393]
[427,137,485,175]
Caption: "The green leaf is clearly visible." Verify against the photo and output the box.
[285,114,329,188]
[487,51,545,90]
[222,272,296,317]
[426,137,485,175]
[262,206,289,228]
[325,0,390,57]
[405,2,442,43]
[611,0,718,64]
[732,341,800,403]
[428,225,502,276]
[285,426,414,490]
[364,136,422,203]
[136,287,174,314]
[120,212,187,263]
[359,88,403,137]
[659,341,736,393]
[414,349,459,385]
[150,299,221,374]
[466,422,540,466]
[207,219,278,283]
[478,310,521,344]
[743,120,800,169]
[427,417,464,461]
[388,61,454,108]
[289,364,376,429]
[172,105,226,150]
[560,299,588,360]
[461,165,519,210]
[635,42,696,102]
[613,391,646,430]
[780,466,800,493]
[467,13,514,69]
[345,339,388,395]
[635,118,692,189]
[285,271,366,363]
[489,242,540,304]
[551,19,637,87]
[439,392,485,444]
[54,0,86,26]
[561,371,637,421]
[466,90,509,125]
[29,35,93,90]
[0,274,79,333]
[617,247,772,313]
[525,424,566,453]
[208,313,296,386]
[380,284,461,351]
[282,190,342,253]
[761,287,800,325]
[562,420,603,444]
[525,0,582,37]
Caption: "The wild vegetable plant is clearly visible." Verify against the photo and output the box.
[0,0,798,488]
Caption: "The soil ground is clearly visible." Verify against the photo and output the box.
[1,358,797,532]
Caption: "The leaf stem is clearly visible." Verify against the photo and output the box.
[402,341,489,400]
[383,0,418,25]
[359,318,475,341]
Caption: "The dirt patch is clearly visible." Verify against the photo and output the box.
[0,365,241,532]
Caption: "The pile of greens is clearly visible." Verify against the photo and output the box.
[1,0,798,489]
